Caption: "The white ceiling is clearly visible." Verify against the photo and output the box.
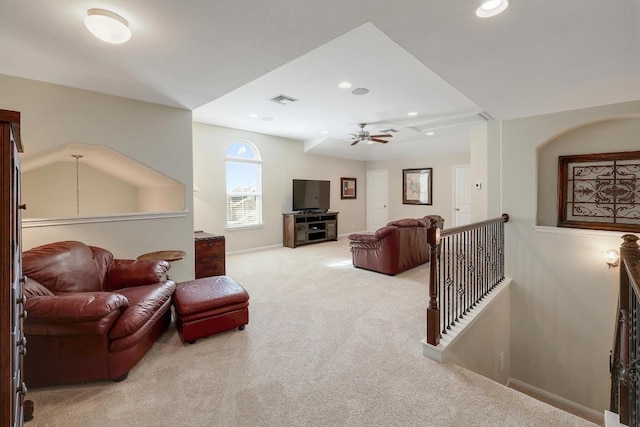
[1,1,639,161]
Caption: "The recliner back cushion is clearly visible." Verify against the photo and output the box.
[22,241,113,293]
[387,218,422,228]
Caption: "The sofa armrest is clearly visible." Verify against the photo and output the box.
[105,259,170,291]
[25,292,128,322]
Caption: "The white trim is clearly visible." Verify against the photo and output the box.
[508,378,604,425]
[422,278,511,362]
[22,211,187,228]
[604,410,627,427]
[533,225,627,239]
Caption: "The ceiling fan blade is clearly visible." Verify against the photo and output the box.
[370,134,393,138]
[350,139,360,146]
[370,138,389,144]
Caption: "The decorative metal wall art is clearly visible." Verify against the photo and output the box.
[558,151,640,232]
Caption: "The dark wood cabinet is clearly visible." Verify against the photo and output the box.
[194,232,225,278]
[282,212,339,248]
[1,109,30,426]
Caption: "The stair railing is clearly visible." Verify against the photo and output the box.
[610,233,640,426]
[426,214,509,346]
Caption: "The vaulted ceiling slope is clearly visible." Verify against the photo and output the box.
[1,1,639,161]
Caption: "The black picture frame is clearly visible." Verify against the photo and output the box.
[402,168,433,205]
[341,177,357,199]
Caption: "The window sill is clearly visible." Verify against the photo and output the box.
[226,224,264,231]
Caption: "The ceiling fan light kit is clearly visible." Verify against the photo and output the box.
[350,123,393,146]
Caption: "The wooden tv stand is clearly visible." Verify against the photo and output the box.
[283,212,339,248]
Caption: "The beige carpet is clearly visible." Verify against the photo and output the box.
[26,238,598,426]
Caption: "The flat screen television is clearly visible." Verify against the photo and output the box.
[292,179,330,213]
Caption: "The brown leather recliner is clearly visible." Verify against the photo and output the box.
[21,241,176,387]
[348,215,444,275]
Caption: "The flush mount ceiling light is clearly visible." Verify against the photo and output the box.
[84,9,131,44]
[338,82,352,89]
[476,0,509,18]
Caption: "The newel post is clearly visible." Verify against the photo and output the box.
[426,218,441,346]
[618,234,639,424]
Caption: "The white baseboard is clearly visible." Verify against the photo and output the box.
[227,243,282,255]
[508,378,603,424]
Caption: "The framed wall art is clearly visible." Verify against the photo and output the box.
[403,168,432,205]
[341,177,357,199]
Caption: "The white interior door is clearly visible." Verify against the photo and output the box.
[366,169,388,232]
[453,165,471,226]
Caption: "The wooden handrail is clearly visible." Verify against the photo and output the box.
[440,213,510,238]
[426,214,509,346]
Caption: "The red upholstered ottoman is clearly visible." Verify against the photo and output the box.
[173,276,249,343]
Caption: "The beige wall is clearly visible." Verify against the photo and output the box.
[537,117,640,227]
[2,74,195,282]
[446,282,511,385]
[499,100,640,412]
[366,152,470,227]
[193,122,367,252]
[22,162,138,218]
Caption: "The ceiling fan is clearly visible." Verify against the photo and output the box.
[349,123,393,146]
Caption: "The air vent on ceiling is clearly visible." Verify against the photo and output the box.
[378,128,399,133]
[477,111,493,121]
[268,94,299,105]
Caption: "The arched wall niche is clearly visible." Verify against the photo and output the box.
[21,143,185,220]
[536,115,640,227]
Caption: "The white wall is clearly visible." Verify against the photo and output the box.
[366,152,470,227]
[193,122,367,252]
[498,100,640,412]
[2,74,195,282]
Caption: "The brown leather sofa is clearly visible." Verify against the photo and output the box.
[21,241,176,387]
[347,215,444,275]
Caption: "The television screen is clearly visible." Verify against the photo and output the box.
[292,179,330,212]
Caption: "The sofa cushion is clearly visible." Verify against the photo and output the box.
[23,277,55,298]
[105,259,171,291]
[109,282,176,340]
[374,225,398,239]
[23,241,111,293]
[387,218,423,228]
[25,292,129,322]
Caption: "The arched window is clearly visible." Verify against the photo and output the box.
[225,141,262,228]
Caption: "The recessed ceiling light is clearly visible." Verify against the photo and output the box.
[339,82,352,89]
[249,113,259,118]
[476,0,509,18]
[84,9,131,44]
[408,112,418,116]
[426,132,435,136]
[352,88,370,96]
[321,130,329,134]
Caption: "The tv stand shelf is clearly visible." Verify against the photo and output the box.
[283,212,339,248]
